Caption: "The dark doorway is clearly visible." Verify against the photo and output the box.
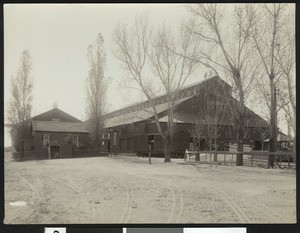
[148,135,154,151]
[254,140,262,150]
[50,146,60,159]
[107,140,111,153]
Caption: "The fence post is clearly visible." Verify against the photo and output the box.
[214,151,217,162]
[195,151,200,161]
[224,154,226,165]
[288,155,290,168]
[251,154,253,167]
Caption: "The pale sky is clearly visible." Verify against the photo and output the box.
[4,4,195,146]
[4,4,192,120]
[4,4,294,146]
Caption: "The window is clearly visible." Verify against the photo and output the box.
[113,132,117,146]
[43,134,50,147]
[102,133,105,139]
[52,118,60,122]
[108,133,110,140]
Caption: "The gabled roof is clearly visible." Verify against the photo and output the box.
[105,96,193,128]
[32,121,89,133]
[14,108,81,127]
[31,108,81,122]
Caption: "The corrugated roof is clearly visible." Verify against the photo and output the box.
[159,109,268,128]
[104,96,193,128]
[159,113,199,124]
[104,76,228,118]
[159,112,233,125]
[32,121,89,133]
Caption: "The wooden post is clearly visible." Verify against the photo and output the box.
[48,145,51,159]
[251,154,253,167]
[148,145,151,164]
[214,151,217,162]
[224,154,226,165]
[288,155,290,168]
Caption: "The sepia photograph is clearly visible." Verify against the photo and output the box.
[4,3,296,224]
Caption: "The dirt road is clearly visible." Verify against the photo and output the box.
[4,154,296,224]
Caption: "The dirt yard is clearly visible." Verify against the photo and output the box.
[4,153,296,224]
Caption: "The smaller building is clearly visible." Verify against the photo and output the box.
[262,132,294,151]
[12,108,92,160]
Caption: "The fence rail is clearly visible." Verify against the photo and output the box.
[184,150,295,169]
[13,149,108,161]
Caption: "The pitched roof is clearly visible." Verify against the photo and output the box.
[104,96,193,128]
[32,121,89,133]
[13,108,81,127]
[105,76,229,118]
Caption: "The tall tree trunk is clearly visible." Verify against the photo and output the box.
[236,131,244,166]
[213,137,217,162]
[268,79,277,168]
[236,78,245,166]
[164,137,171,162]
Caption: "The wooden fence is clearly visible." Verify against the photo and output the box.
[13,149,108,161]
[184,150,295,168]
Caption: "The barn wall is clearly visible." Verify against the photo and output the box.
[33,131,91,159]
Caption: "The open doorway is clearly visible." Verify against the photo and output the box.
[50,146,61,159]
[107,140,111,153]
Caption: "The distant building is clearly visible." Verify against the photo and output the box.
[97,76,270,157]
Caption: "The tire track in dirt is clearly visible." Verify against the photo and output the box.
[43,174,95,223]
[118,175,132,223]
[7,176,37,223]
[14,176,59,224]
[167,185,184,223]
[86,175,105,223]
[49,176,81,194]
[125,170,185,223]
[190,163,251,223]
[246,198,284,223]
[175,187,184,223]
[206,185,251,223]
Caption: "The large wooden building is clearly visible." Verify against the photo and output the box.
[11,76,270,160]
[98,76,269,157]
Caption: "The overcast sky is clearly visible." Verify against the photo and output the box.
[4,4,193,119]
[4,4,294,146]
[4,4,200,146]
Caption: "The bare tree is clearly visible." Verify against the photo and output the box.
[193,76,228,161]
[86,33,108,149]
[113,14,198,162]
[251,4,294,168]
[276,19,295,153]
[185,4,259,166]
[7,50,33,152]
